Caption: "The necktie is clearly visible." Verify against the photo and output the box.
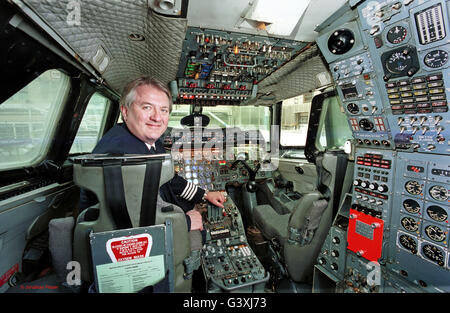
[149,146,156,154]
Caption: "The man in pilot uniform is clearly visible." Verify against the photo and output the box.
[79,76,225,232]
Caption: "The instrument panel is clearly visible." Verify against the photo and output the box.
[315,0,450,293]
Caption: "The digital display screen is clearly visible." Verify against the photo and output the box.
[407,165,425,173]
[415,4,446,44]
[432,168,450,177]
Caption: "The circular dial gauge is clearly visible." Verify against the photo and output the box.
[347,103,359,114]
[422,244,445,266]
[424,50,448,68]
[405,180,423,195]
[403,199,421,214]
[429,185,449,202]
[426,205,448,222]
[424,225,446,242]
[401,217,419,232]
[386,51,413,74]
[399,234,417,254]
[387,25,408,44]
[359,118,374,131]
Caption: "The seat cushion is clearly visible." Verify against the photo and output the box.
[253,204,290,245]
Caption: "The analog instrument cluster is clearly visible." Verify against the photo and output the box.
[392,152,450,279]
[172,149,269,191]
[315,0,450,292]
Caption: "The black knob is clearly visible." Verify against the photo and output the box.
[361,181,370,188]
[377,184,388,193]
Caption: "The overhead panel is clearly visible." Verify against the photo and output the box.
[174,27,307,106]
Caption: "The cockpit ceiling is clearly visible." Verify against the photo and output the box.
[18,0,337,103]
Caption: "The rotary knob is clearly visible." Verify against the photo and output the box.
[369,182,378,190]
[377,184,389,193]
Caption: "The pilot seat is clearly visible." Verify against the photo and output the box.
[253,153,339,283]
[71,153,201,292]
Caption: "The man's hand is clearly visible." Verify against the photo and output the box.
[204,191,226,208]
[186,209,203,231]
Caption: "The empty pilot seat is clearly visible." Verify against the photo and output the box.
[254,191,329,282]
[72,154,196,292]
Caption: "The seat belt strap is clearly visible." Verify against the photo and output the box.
[103,160,132,229]
[139,159,162,227]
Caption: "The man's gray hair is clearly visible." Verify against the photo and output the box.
[120,76,173,112]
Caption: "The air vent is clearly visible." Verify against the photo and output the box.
[327,29,355,55]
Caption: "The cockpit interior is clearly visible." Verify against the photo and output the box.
[0,0,449,298]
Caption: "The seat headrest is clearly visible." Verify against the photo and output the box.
[72,153,174,188]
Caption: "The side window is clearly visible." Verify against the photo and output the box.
[69,93,110,154]
[316,95,352,150]
[0,70,70,170]
[280,90,320,147]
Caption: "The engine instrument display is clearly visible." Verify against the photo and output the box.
[429,185,449,201]
[401,216,420,232]
[426,205,448,222]
[405,180,423,195]
[399,234,418,254]
[424,49,449,68]
[403,199,421,214]
[422,244,445,266]
[424,225,447,242]
[387,25,408,44]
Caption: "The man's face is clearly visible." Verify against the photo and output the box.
[120,84,170,145]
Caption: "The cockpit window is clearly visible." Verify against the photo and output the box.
[70,93,111,154]
[0,70,70,170]
[280,90,321,147]
[169,104,271,147]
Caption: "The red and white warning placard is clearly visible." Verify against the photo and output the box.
[106,234,152,263]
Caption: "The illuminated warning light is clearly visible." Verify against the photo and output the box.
[219,160,227,165]
[407,165,424,173]
[233,44,239,54]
